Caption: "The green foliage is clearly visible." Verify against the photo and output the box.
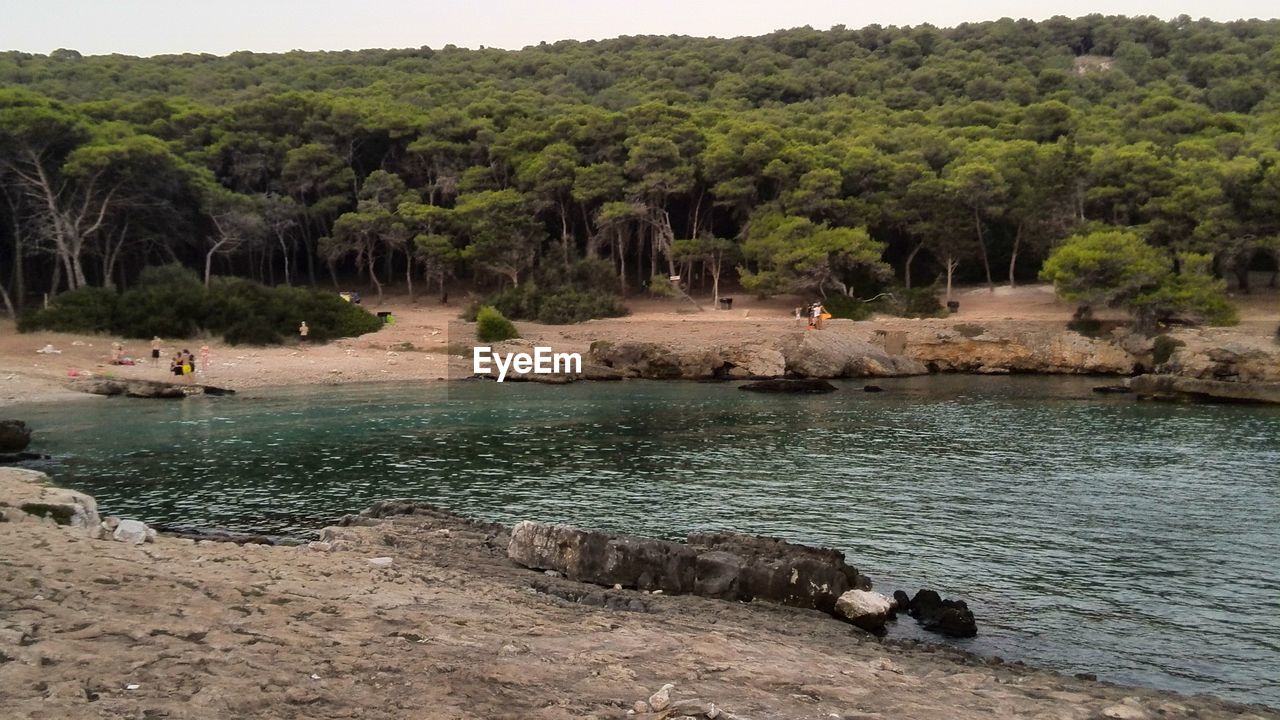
[468,259,629,325]
[1042,234,1236,327]
[820,295,875,321]
[5,16,1280,324]
[18,265,381,344]
[646,275,677,297]
[17,286,117,333]
[475,305,519,342]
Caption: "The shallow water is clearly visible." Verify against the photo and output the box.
[11,376,1280,707]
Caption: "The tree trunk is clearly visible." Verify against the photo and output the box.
[405,247,415,301]
[973,207,993,291]
[560,203,571,269]
[1008,222,1023,288]
[710,257,721,306]
[0,279,14,319]
[904,242,924,289]
[945,255,958,303]
[368,252,383,304]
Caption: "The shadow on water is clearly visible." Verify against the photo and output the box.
[10,375,1280,707]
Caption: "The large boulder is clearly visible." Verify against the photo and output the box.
[1129,374,1280,405]
[835,589,893,633]
[111,518,156,545]
[778,331,927,379]
[0,467,101,533]
[508,521,864,614]
[0,420,32,453]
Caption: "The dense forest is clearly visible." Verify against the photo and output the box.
[2,14,1280,325]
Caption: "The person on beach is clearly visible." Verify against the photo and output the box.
[170,352,184,378]
[199,345,210,376]
[814,302,829,329]
[299,321,310,344]
[807,302,818,329]
[150,336,162,366]
[111,342,125,364]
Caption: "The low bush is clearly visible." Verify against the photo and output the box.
[465,259,630,325]
[475,305,519,342]
[17,264,382,345]
[17,286,118,333]
[820,295,875,321]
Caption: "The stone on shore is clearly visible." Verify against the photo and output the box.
[0,419,33,452]
[1129,374,1280,405]
[112,518,157,545]
[835,589,894,633]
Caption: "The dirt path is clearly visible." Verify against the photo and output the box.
[2,471,1275,720]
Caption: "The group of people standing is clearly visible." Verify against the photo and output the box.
[803,301,830,329]
[148,337,210,380]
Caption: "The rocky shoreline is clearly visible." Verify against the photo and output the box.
[3,468,1277,719]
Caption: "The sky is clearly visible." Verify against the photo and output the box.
[1,0,1276,57]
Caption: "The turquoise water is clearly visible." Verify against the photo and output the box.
[11,377,1280,707]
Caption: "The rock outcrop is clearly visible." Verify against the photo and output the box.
[901,324,1140,375]
[0,419,33,453]
[1129,374,1280,405]
[507,521,865,615]
[778,331,928,378]
[68,378,236,398]
[738,378,837,394]
[0,467,100,533]
[1157,333,1280,383]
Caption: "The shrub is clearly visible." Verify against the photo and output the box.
[18,286,118,333]
[535,287,628,324]
[17,264,382,345]
[475,305,519,342]
[646,274,677,297]
[1152,335,1186,365]
[821,294,875,321]
[115,265,208,338]
[466,259,630,325]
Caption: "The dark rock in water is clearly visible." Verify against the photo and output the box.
[0,419,32,453]
[863,385,884,392]
[738,378,837,394]
[1092,385,1132,394]
[893,589,912,612]
[0,452,49,464]
[507,521,863,615]
[909,588,978,638]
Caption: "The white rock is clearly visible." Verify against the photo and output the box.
[647,683,674,711]
[367,556,394,567]
[835,589,893,632]
[307,541,332,552]
[112,519,153,545]
[1101,703,1151,719]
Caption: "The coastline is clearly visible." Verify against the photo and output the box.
[2,468,1277,720]
[3,285,1278,407]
